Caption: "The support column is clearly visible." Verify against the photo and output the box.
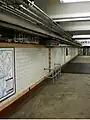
[48,48,51,72]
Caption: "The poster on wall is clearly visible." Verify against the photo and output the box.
[0,48,16,102]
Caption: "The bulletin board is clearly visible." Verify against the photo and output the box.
[0,48,16,102]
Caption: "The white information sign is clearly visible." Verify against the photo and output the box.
[0,48,15,102]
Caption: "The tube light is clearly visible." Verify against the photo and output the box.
[72,35,90,38]
[54,17,90,22]
[60,0,90,3]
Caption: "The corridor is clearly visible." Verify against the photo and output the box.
[10,56,90,119]
[62,56,90,74]
[1,0,90,119]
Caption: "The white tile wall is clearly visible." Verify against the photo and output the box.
[15,48,49,94]
[51,47,79,68]
[51,47,65,68]
[0,46,79,106]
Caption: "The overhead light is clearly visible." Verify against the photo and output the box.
[54,17,90,22]
[60,0,90,3]
[75,39,90,41]
[72,35,90,38]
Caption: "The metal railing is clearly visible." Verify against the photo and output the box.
[44,63,61,84]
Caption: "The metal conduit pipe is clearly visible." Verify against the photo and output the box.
[4,0,74,42]
[25,4,71,38]
[0,8,80,46]
[0,4,64,39]
[0,4,41,25]
[1,7,61,38]
[1,0,65,37]
[0,4,56,35]
[0,0,80,46]
[1,0,73,41]
[18,3,65,37]
[25,3,77,41]
[57,38,80,47]
[19,5,53,29]
[7,0,72,39]
[0,2,51,29]
[9,7,66,37]
[1,7,79,46]
[20,1,77,42]
[19,7,70,40]
[23,0,73,38]
[19,5,53,30]
[23,0,52,23]
[0,1,69,40]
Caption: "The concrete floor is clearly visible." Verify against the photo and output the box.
[62,56,90,74]
[10,56,90,119]
[10,73,90,119]
[71,56,90,63]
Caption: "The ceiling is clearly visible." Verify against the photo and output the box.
[35,0,90,43]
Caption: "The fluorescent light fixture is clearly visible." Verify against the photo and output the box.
[54,17,90,22]
[72,35,90,38]
[60,0,90,3]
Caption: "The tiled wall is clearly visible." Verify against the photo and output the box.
[0,46,79,108]
[51,47,78,68]
[15,48,49,94]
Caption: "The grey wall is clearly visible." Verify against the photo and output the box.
[47,1,90,18]
[59,21,90,31]
[35,0,60,15]
[35,0,90,19]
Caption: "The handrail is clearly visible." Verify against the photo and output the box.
[44,63,61,84]
[54,63,62,77]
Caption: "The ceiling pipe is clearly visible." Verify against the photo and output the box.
[3,0,65,37]
[10,0,72,42]
[0,4,57,35]
[19,5,70,39]
[1,0,70,38]
[0,0,80,44]
[23,0,78,42]
[1,0,74,41]
[26,0,73,38]
[14,0,73,39]
[0,4,63,38]
[19,1,79,43]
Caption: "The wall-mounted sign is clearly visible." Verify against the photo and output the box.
[44,40,60,47]
[0,48,16,102]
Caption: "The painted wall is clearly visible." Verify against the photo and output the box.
[35,0,90,19]
[44,1,90,19]
[0,46,79,111]
[59,21,90,31]
[51,47,78,68]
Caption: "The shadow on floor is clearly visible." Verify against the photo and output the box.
[62,63,90,74]
[62,56,90,74]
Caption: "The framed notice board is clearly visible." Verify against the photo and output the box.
[0,48,16,102]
